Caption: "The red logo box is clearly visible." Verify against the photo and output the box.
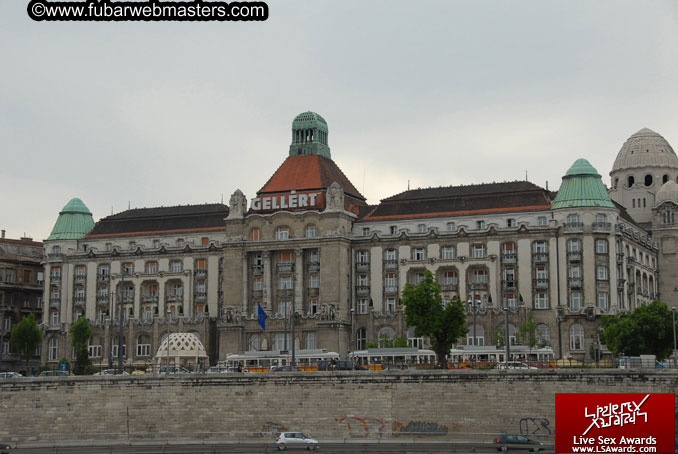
[555,393,674,454]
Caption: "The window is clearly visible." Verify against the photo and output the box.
[98,264,109,278]
[385,273,397,289]
[74,266,86,277]
[112,342,127,358]
[201,237,209,246]
[305,224,317,238]
[88,340,102,358]
[535,266,548,280]
[357,274,369,286]
[570,324,584,350]
[536,324,550,345]
[446,222,456,231]
[407,327,424,349]
[129,241,136,250]
[50,266,61,280]
[567,239,582,253]
[569,292,582,312]
[534,293,549,309]
[309,274,319,288]
[644,174,653,187]
[467,325,484,346]
[279,276,293,290]
[248,334,260,351]
[356,328,367,350]
[569,266,582,279]
[384,249,396,261]
[414,272,425,284]
[413,248,426,261]
[441,246,455,260]
[304,332,316,350]
[48,338,58,361]
[276,227,290,240]
[377,327,395,347]
[357,250,369,264]
[595,239,608,254]
[170,260,183,273]
[50,312,59,325]
[273,333,287,351]
[195,281,206,293]
[537,216,548,226]
[176,238,185,247]
[278,300,290,317]
[567,213,580,224]
[357,299,369,314]
[627,175,635,187]
[597,292,610,312]
[2,318,10,331]
[309,298,318,315]
[145,261,158,274]
[417,223,427,233]
[597,266,609,281]
[136,335,151,357]
[533,241,548,253]
[362,227,370,236]
[442,270,457,285]
[169,283,182,297]
[386,297,396,315]
[507,218,516,227]
[389,226,398,235]
[250,228,262,241]
[472,268,488,284]
[122,262,134,276]
[105,243,112,251]
[476,220,486,229]
[253,276,263,291]
[471,244,486,258]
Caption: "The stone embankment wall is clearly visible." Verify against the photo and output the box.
[0,370,676,443]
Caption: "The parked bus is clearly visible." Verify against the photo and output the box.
[348,348,437,370]
[224,349,340,372]
[448,345,556,369]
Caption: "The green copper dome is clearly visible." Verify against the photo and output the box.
[552,159,615,209]
[47,198,95,240]
[289,111,331,159]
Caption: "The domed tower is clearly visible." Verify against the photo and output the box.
[288,111,330,159]
[47,198,95,240]
[609,128,678,226]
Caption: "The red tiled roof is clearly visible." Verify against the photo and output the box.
[259,155,365,200]
[359,181,552,222]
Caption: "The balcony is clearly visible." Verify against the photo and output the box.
[96,296,109,305]
[74,275,86,284]
[50,275,62,283]
[49,298,60,307]
[533,278,549,289]
[563,222,584,232]
[251,289,263,298]
[383,260,398,270]
[616,253,624,264]
[567,251,582,262]
[616,279,625,291]
[251,265,264,275]
[141,295,159,303]
[568,277,583,289]
[356,285,370,297]
[307,261,320,272]
[355,261,370,272]
[440,283,458,292]
[626,257,635,266]
[307,287,319,297]
[627,282,635,293]
[469,280,488,291]
[384,285,399,295]
[532,253,549,263]
[194,269,207,278]
[277,262,294,273]
[166,294,183,302]
[47,253,63,262]
[73,297,86,307]
[501,254,517,264]
[502,280,518,290]
[592,222,611,232]
[194,292,207,302]
[97,274,110,283]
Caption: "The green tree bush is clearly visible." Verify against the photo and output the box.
[10,313,42,373]
[70,316,94,375]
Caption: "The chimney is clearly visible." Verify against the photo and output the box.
[1,230,5,239]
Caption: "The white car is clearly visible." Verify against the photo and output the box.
[94,369,130,376]
[0,372,23,379]
[276,432,319,450]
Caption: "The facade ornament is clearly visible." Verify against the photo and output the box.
[227,189,248,219]
[325,182,344,212]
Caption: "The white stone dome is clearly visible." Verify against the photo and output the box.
[656,181,678,205]
[611,128,678,173]
[155,332,208,360]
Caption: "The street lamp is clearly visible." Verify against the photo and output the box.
[467,288,479,346]
[166,307,172,373]
[291,275,297,368]
[672,307,677,368]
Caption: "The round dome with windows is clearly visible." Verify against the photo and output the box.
[154,332,208,369]
[656,181,678,205]
[610,128,678,190]
[289,111,331,159]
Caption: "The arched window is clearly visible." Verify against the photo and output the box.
[627,175,635,187]
[467,324,484,346]
[248,334,260,351]
[663,174,670,184]
[136,334,151,357]
[250,228,262,241]
[536,324,550,346]
[570,324,584,350]
[377,327,395,347]
[644,174,653,187]
[305,224,317,238]
[48,337,58,360]
[275,227,290,240]
[88,336,102,358]
[407,327,424,348]
[356,328,367,350]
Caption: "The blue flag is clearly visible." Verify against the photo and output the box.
[257,304,267,330]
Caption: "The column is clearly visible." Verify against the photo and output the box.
[263,251,272,311]
[294,249,303,312]
[242,251,249,313]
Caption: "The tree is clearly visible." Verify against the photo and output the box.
[10,313,42,372]
[518,317,538,357]
[70,316,93,375]
[401,271,467,367]
[599,301,673,361]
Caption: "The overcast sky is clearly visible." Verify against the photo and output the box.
[1,0,677,242]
